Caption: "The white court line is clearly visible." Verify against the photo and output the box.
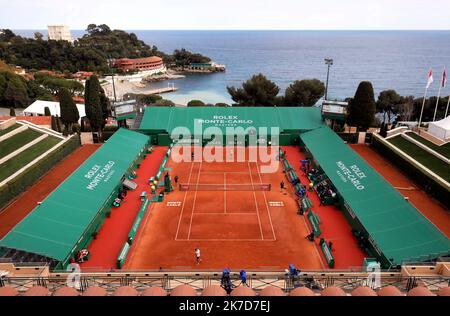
[187,160,202,240]
[200,171,249,174]
[175,161,195,240]
[193,212,257,215]
[255,162,277,241]
[176,239,277,242]
[248,162,264,240]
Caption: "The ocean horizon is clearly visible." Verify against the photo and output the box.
[13,30,450,105]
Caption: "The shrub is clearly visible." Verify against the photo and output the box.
[187,99,205,107]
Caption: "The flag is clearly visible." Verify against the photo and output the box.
[426,69,433,89]
[442,68,447,88]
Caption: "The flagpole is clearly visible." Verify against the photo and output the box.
[433,84,442,121]
[445,96,450,118]
[418,87,428,134]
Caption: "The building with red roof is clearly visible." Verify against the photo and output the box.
[112,56,164,73]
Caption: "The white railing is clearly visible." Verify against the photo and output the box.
[386,126,409,139]
[17,120,66,139]
[0,118,16,130]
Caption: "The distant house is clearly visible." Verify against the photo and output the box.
[14,66,25,75]
[73,71,93,80]
[48,25,73,42]
[23,100,85,123]
[185,62,225,72]
[112,56,165,73]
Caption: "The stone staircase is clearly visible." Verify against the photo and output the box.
[131,111,144,130]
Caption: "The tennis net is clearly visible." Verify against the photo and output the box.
[179,183,272,191]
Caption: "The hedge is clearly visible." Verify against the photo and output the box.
[371,136,450,207]
[0,135,81,210]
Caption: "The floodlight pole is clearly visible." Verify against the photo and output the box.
[111,70,117,103]
[324,58,333,101]
[108,57,117,102]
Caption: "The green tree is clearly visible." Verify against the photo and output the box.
[347,81,376,131]
[55,116,62,132]
[9,107,15,116]
[397,96,415,121]
[99,87,110,128]
[1,25,212,75]
[215,103,230,107]
[3,77,29,108]
[26,80,54,101]
[227,74,280,107]
[377,90,401,124]
[0,29,15,41]
[284,79,325,107]
[84,75,104,140]
[51,115,57,131]
[172,48,211,67]
[59,87,80,133]
[0,72,7,104]
[125,93,163,105]
[35,74,84,95]
[153,99,175,107]
[187,100,205,107]
[44,106,51,116]
[34,32,44,41]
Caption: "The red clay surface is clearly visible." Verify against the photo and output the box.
[125,146,365,271]
[0,116,51,126]
[0,144,100,238]
[351,144,450,237]
[284,146,366,269]
[81,146,168,270]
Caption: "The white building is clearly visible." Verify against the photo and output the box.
[47,25,73,42]
[23,100,85,122]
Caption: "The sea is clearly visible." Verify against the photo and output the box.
[14,30,450,105]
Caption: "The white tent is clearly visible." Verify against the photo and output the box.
[23,100,86,118]
[428,115,450,140]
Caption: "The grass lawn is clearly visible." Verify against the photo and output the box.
[0,136,61,182]
[389,136,450,182]
[406,132,450,159]
[0,124,21,137]
[0,129,43,159]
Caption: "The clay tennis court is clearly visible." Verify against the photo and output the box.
[351,144,450,237]
[125,146,326,270]
[0,144,100,238]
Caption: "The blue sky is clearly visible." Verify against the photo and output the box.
[1,0,450,30]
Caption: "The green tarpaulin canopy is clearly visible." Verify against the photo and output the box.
[139,106,324,135]
[0,129,149,263]
[300,126,450,266]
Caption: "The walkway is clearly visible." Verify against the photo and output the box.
[81,146,167,270]
[283,146,367,269]
[351,144,450,237]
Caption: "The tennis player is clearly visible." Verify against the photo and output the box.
[195,248,201,264]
